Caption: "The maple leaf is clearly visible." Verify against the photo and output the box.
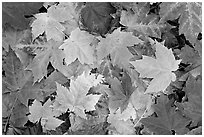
[68,113,107,135]
[105,71,135,112]
[179,44,201,77]
[140,94,190,135]
[57,2,80,36]
[2,2,43,30]
[2,46,57,107]
[108,109,136,135]
[131,41,181,94]
[3,26,32,52]
[59,28,96,65]
[26,40,67,82]
[179,44,201,66]
[159,2,202,45]
[2,93,29,127]
[28,99,64,131]
[120,2,163,38]
[130,87,152,111]
[2,47,37,105]
[31,13,65,41]
[178,75,202,126]
[97,28,143,68]
[31,3,77,41]
[108,102,136,122]
[53,71,102,119]
[81,2,116,35]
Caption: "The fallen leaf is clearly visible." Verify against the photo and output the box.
[97,28,143,69]
[140,94,190,135]
[59,28,96,65]
[159,2,202,44]
[28,99,64,131]
[131,41,181,94]
[53,71,102,118]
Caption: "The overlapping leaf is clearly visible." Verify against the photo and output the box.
[60,28,96,65]
[53,71,102,118]
[179,75,202,126]
[3,93,29,127]
[26,40,67,82]
[159,2,202,45]
[50,2,79,36]
[97,28,143,68]
[107,101,136,135]
[131,41,181,94]
[2,46,59,107]
[2,2,43,29]
[140,94,190,135]
[28,99,64,131]
[105,71,135,112]
[3,27,32,52]
[81,2,116,35]
[31,3,79,41]
[179,44,201,77]
[120,2,163,38]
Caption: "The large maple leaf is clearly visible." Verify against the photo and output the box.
[53,71,102,119]
[120,2,163,38]
[28,99,64,131]
[159,2,202,45]
[59,28,96,65]
[140,94,190,135]
[97,28,143,68]
[131,41,181,94]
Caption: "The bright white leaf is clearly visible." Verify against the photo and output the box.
[131,41,181,94]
